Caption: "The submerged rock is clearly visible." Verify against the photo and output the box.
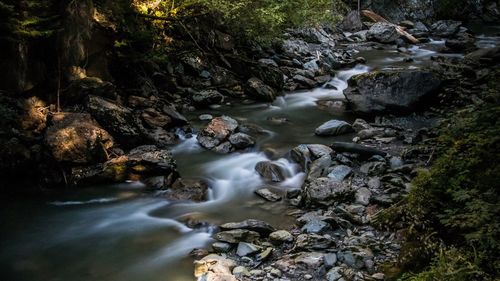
[344,70,441,114]
[255,188,282,202]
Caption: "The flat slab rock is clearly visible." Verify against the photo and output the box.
[220,219,275,236]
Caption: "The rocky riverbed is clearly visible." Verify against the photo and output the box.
[0,5,499,281]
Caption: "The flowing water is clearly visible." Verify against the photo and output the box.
[1,26,499,281]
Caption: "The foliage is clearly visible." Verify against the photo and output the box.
[376,101,500,280]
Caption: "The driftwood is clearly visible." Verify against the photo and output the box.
[361,9,419,44]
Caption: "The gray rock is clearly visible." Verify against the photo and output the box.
[228,133,255,149]
[344,70,441,115]
[360,162,388,176]
[295,234,334,250]
[269,230,294,244]
[215,229,260,243]
[199,114,213,121]
[212,242,232,253]
[258,58,278,67]
[324,253,338,269]
[390,156,404,169]
[367,22,400,43]
[245,77,277,102]
[236,242,260,256]
[330,142,387,157]
[232,266,250,276]
[192,89,225,106]
[367,177,381,189]
[301,219,329,234]
[307,144,333,159]
[326,267,343,281]
[197,116,238,149]
[431,20,462,37]
[220,219,275,236]
[294,252,325,268]
[255,188,282,202]
[352,119,372,132]
[315,120,354,136]
[293,74,318,88]
[308,155,333,179]
[213,141,233,154]
[339,10,365,32]
[255,161,286,182]
[355,187,372,206]
[303,178,354,206]
[291,144,312,169]
[327,165,353,182]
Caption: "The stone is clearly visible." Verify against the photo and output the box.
[308,155,333,179]
[360,162,388,176]
[213,141,234,154]
[352,119,372,131]
[45,113,113,164]
[303,178,354,207]
[197,116,238,149]
[327,165,352,182]
[339,10,365,32]
[255,188,282,202]
[355,187,372,206]
[295,234,334,250]
[212,242,232,253]
[315,120,354,136]
[389,156,404,169]
[326,267,343,281]
[256,247,273,261]
[165,178,208,202]
[245,77,277,102]
[162,105,188,126]
[294,252,325,268]
[232,266,250,276]
[86,95,141,146]
[194,254,237,280]
[214,229,260,243]
[307,144,333,159]
[367,22,400,43]
[293,74,317,88]
[324,253,337,269]
[431,20,462,37]
[330,142,387,157]
[344,70,441,115]
[220,219,275,236]
[270,268,282,277]
[199,114,213,121]
[367,177,381,189]
[291,144,312,169]
[236,242,260,256]
[301,219,329,234]
[192,90,224,107]
[228,133,255,149]
[269,230,294,244]
[140,108,171,128]
[255,161,286,182]
[258,58,278,67]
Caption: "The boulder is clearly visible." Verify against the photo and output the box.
[164,178,208,202]
[255,161,287,182]
[45,113,113,164]
[86,95,141,146]
[344,70,441,114]
[192,89,225,107]
[228,133,255,149]
[245,78,277,102]
[303,177,354,207]
[327,165,352,182]
[269,230,294,244]
[197,116,238,149]
[194,254,237,281]
[367,23,400,43]
[431,20,462,37]
[315,120,354,136]
[339,10,365,32]
[215,229,260,243]
[220,219,275,236]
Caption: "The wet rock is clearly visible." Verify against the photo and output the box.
[192,90,225,107]
[197,116,238,149]
[269,230,294,244]
[212,242,232,253]
[255,188,282,202]
[301,219,329,234]
[307,144,333,159]
[290,144,312,169]
[194,254,237,281]
[245,77,277,102]
[315,120,354,136]
[339,10,365,32]
[303,178,354,207]
[199,114,213,121]
[141,108,172,128]
[367,23,400,43]
[352,118,372,132]
[324,253,338,269]
[327,165,352,182]
[220,219,275,236]
[255,161,286,182]
[355,187,372,206]
[293,74,317,88]
[213,141,234,154]
[431,20,462,37]
[294,252,325,268]
[45,113,113,164]
[165,178,208,202]
[345,70,441,115]
[330,142,387,157]
[258,58,278,67]
[228,133,255,149]
[236,242,260,256]
[215,229,260,244]
[326,266,344,281]
[161,105,188,126]
[86,95,141,146]
[101,145,178,185]
[295,234,334,250]
[308,155,333,179]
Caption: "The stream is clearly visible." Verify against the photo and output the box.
[1,26,498,281]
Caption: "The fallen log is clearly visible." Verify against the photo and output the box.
[330,142,387,157]
[362,9,419,44]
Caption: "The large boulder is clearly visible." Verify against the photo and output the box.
[367,23,400,43]
[45,113,113,164]
[431,20,462,37]
[197,116,239,149]
[344,70,441,114]
[245,78,277,102]
[86,95,142,146]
